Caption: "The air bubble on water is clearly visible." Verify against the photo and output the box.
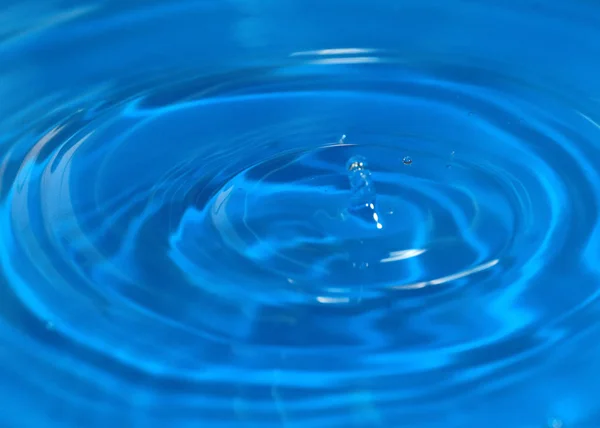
[402,156,412,165]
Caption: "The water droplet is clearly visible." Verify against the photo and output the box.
[345,155,383,229]
[402,156,412,165]
[346,155,376,210]
[45,321,54,330]
[347,155,366,172]
[339,134,347,144]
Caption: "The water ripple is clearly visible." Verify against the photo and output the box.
[2,4,600,427]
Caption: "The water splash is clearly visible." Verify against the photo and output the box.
[346,155,383,229]
[346,155,375,209]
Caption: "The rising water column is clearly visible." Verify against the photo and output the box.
[346,155,383,230]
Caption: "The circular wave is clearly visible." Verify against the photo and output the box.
[2,7,600,427]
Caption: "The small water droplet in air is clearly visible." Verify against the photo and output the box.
[339,134,347,144]
[402,156,412,165]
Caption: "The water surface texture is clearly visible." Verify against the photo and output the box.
[1,1,600,427]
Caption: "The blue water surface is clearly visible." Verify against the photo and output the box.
[1,1,600,427]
